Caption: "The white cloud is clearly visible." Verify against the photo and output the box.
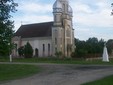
[71,2,93,14]
[13,0,113,40]
[18,2,52,14]
[14,15,53,31]
[71,0,113,28]
[13,0,53,31]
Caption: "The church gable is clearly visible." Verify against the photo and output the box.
[15,22,53,38]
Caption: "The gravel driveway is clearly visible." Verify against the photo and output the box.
[0,63,113,85]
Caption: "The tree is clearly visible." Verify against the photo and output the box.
[18,46,24,57]
[74,37,105,58]
[111,3,113,15]
[24,42,33,58]
[107,39,113,54]
[0,0,18,56]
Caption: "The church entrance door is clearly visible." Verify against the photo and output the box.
[35,48,39,57]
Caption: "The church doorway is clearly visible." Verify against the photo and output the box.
[35,48,39,57]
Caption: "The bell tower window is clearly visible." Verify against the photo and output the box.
[55,38,57,45]
[63,4,65,12]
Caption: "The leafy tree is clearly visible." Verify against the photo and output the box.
[0,0,18,56]
[18,46,24,57]
[107,39,113,54]
[74,38,87,58]
[74,37,105,58]
[24,42,33,58]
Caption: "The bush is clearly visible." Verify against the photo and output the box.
[55,51,62,58]
[24,42,33,58]
[71,52,76,58]
[18,46,24,57]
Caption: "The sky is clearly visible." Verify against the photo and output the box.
[12,0,113,41]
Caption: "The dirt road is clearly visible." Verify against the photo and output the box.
[0,63,113,85]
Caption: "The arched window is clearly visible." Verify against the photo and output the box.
[55,38,57,45]
[42,44,45,56]
[43,44,45,52]
[48,44,50,52]
[48,44,50,56]
[66,26,71,37]
[63,4,65,12]
[35,48,38,57]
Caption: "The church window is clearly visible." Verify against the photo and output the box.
[66,29,70,37]
[48,44,50,56]
[55,38,57,45]
[61,38,62,44]
[48,44,50,52]
[63,4,65,12]
[35,48,38,57]
[43,44,45,52]
[54,15,57,22]
[55,47,57,53]
[14,43,17,51]
[55,29,57,36]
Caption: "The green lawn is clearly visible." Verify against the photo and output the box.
[0,57,113,65]
[0,64,41,82]
[82,75,113,85]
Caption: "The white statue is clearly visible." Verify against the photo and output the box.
[10,54,12,62]
[102,43,109,62]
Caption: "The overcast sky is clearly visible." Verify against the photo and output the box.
[12,0,113,41]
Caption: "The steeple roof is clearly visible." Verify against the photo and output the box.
[68,5,73,16]
[53,0,62,9]
[59,0,68,2]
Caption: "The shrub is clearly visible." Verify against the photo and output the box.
[18,46,24,57]
[24,42,33,58]
[55,51,62,58]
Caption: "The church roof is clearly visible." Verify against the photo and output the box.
[15,22,53,38]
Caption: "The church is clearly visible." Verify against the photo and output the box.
[12,0,75,57]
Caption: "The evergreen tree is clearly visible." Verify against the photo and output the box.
[0,0,18,56]
[24,42,33,58]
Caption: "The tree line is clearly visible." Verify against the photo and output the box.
[71,37,113,58]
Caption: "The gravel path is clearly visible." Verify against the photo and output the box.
[0,62,113,85]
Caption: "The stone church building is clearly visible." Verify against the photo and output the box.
[12,0,75,57]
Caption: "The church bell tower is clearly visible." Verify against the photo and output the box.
[52,0,75,57]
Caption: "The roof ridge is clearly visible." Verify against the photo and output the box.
[22,21,53,26]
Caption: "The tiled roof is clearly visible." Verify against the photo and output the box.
[14,22,53,38]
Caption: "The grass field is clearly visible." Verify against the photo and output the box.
[0,64,41,82]
[0,57,113,65]
[82,75,113,85]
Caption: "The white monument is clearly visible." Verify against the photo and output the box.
[10,54,12,62]
[102,43,109,62]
